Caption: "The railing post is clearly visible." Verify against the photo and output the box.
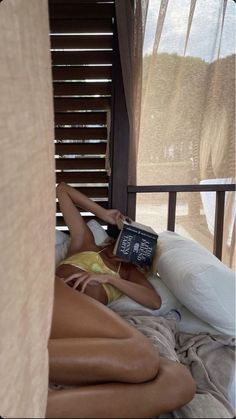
[213,191,225,260]
[168,191,177,231]
[127,192,136,220]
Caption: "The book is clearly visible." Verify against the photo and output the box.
[113,219,158,266]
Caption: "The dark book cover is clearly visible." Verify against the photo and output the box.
[113,220,158,266]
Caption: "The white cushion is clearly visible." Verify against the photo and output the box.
[156,231,235,336]
[109,274,182,316]
[179,307,218,335]
[55,230,70,266]
[87,219,110,246]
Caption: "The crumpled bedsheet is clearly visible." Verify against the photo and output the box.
[121,312,235,419]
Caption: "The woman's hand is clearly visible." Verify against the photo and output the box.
[64,272,112,293]
[103,209,126,229]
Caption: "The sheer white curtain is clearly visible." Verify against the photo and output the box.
[116,0,235,268]
[136,0,235,268]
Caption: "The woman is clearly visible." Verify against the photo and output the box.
[56,182,161,309]
[47,276,196,418]
[47,183,196,417]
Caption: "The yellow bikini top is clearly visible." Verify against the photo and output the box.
[59,250,122,304]
[60,250,120,276]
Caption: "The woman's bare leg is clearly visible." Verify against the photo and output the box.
[50,279,159,385]
[46,358,196,418]
[48,280,196,417]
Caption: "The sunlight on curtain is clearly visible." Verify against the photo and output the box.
[136,0,235,268]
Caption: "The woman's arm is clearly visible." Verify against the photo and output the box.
[66,269,161,310]
[112,264,161,309]
[106,274,161,310]
[57,183,124,227]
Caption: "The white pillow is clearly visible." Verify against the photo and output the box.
[109,274,182,316]
[87,219,110,246]
[55,230,70,266]
[156,231,235,336]
[179,306,218,335]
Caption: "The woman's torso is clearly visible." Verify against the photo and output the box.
[56,244,129,304]
[56,243,125,275]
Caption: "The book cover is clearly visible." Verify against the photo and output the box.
[113,220,158,266]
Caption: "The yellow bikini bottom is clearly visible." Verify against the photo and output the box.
[59,251,122,304]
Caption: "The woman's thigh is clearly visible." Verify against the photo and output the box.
[51,278,134,339]
[49,279,160,387]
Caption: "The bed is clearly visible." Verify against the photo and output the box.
[56,224,235,418]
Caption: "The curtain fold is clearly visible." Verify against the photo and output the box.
[184,0,197,56]
[0,1,55,417]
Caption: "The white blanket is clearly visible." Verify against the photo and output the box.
[120,312,235,419]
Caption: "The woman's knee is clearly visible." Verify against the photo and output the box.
[125,333,160,383]
[161,359,196,407]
